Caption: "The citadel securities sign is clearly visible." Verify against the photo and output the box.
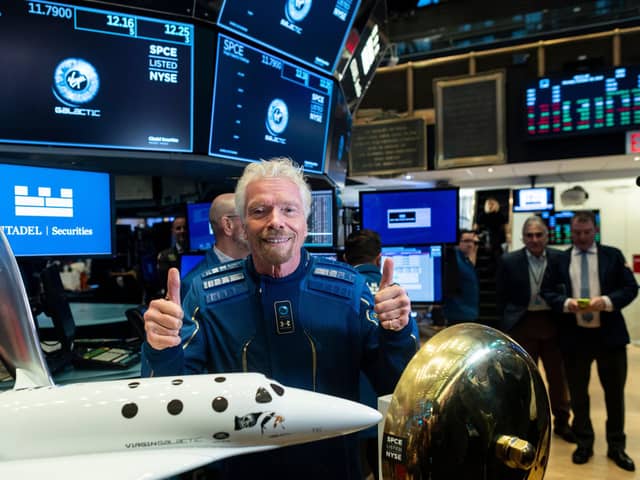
[0,164,111,257]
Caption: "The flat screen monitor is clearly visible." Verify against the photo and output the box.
[217,0,360,74]
[513,187,554,212]
[180,253,205,279]
[538,209,601,245]
[336,0,388,113]
[381,245,443,304]
[305,190,335,248]
[209,33,334,173]
[0,163,113,257]
[525,66,640,138]
[187,202,214,251]
[0,0,194,151]
[359,188,459,246]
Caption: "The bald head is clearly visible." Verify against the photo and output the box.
[209,193,237,234]
[209,193,249,259]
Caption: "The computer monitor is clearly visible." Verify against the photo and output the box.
[359,188,459,246]
[187,202,215,251]
[380,245,444,304]
[538,209,601,245]
[0,163,113,257]
[512,187,554,212]
[180,253,206,279]
[305,190,335,248]
[217,0,360,74]
[0,0,194,151]
[208,33,334,174]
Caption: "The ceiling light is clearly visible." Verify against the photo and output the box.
[404,174,413,180]
[634,156,640,162]
[487,167,494,173]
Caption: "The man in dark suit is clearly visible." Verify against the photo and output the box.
[542,210,638,471]
[496,216,574,443]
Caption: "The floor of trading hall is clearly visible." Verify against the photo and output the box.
[542,343,639,480]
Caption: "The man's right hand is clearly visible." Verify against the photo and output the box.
[144,267,183,350]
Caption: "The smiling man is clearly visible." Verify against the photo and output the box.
[141,157,417,479]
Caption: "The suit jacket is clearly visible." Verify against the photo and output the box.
[496,247,562,332]
[541,244,638,351]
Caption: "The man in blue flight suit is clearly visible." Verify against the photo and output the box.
[142,157,417,479]
[180,193,249,300]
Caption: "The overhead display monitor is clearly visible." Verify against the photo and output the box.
[217,0,360,74]
[0,0,194,151]
[187,201,214,251]
[336,0,388,113]
[0,163,113,257]
[512,187,554,212]
[526,66,640,138]
[209,34,333,174]
[381,245,443,304]
[305,189,335,248]
[359,188,459,246]
[538,209,601,245]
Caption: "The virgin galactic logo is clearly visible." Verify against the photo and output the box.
[265,99,289,136]
[52,58,101,117]
[285,0,312,23]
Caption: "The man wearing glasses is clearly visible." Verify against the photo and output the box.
[180,193,250,300]
[442,229,480,325]
[496,216,575,443]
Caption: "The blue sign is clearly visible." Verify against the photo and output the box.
[0,164,112,257]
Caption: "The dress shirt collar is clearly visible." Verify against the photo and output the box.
[572,244,597,256]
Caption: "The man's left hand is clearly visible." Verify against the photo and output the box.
[374,257,411,331]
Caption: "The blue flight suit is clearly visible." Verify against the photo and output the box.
[180,248,221,301]
[142,250,418,479]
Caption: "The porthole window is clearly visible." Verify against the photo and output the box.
[212,396,229,412]
[171,379,183,386]
[128,382,140,389]
[270,383,285,396]
[214,376,226,383]
[213,432,229,440]
[122,403,138,419]
[167,399,183,415]
[255,387,272,403]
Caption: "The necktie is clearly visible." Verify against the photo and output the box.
[580,251,593,322]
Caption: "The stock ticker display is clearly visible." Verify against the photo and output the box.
[209,34,333,173]
[526,67,640,137]
[217,0,360,74]
[0,0,193,151]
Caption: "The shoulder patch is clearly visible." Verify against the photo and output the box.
[201,259,244,280]
[312,266,356,284]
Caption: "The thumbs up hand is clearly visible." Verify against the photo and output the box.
[374,257,411,331]
[144,267,184,350]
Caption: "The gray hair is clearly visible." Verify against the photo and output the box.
[234,157,312,219]
[521,215,548,238]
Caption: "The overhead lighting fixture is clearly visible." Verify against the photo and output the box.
[404,174,413,180]
[487,167,494,173]
[634,156,640,162]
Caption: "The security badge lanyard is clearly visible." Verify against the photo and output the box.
[529,255,546,305]
[274,300,294,334]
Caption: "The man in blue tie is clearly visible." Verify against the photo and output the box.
[542,210,638,471]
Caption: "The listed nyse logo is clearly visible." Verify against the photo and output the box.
[285,0,312,23]
[265,99,289,136]
[14,185,74,218]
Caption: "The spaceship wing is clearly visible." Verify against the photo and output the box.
[0,446,277,480]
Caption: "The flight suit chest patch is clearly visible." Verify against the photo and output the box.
[203,272,248,304]
[308,266,356,299]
